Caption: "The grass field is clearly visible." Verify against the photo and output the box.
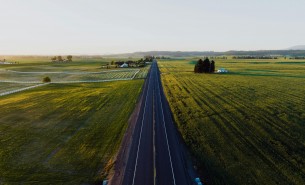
[0,70,144,184]
[159,58,305,185]
[0,57,149,184]
[0,56,111,72]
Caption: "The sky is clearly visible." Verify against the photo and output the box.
[0,0,305,55]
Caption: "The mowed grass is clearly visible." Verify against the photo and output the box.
[0,80,143,184]
[159,58,305,185]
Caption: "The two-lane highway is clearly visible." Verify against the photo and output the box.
[121,60,193,185]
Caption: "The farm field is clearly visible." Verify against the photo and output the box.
[134,65,150,79]
[0,69,140,83]
[0,56,149,183]
[0,56,112,72]
[158,58,305,185]
[0,80,144,184]
[0,56,147,83]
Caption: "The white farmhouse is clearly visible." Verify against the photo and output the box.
[120,63,129,68]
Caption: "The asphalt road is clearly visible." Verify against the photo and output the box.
[122,61,193,185]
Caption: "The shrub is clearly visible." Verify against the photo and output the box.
[42,77,51,83]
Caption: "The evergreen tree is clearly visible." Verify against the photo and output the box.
[194,64,199,73]
[210,60,215,72]
[203,58,210,73]
[194,58,216,73]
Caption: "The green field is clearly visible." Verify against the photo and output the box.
[0,57,145,184]
[0,56,111,72]
[159,58,305,185]
[0,81,143,184]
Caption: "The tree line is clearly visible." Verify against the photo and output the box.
[114,59,146,67]
[51,55,73,62]
[232,56,278,59]
[290,57,305,59]
[194,58,215,73]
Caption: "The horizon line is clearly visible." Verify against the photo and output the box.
[1,49,304,56]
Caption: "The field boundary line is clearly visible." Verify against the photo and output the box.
[0,83,49,97]
[131,70,140,79]
[0,80,41,84]
[50,78,134,84]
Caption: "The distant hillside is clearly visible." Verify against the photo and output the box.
[104,50,305,58]
[286,45,305,50]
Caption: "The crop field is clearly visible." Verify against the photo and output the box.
[0,80,144,184]
[134,65,151,79]
[158,58,305,185]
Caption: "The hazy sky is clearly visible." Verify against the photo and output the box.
[1,0,305,55]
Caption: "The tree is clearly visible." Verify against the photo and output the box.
[194,64,200,73]
[51,57,57,62]
[67,55,73,62]
[194,59,204,73]
[42,76,51,83]
[144,56,153,62]
[194,58,215,73]
[210,60,215,72]
[203,58,210,73]
[57,56,63,62]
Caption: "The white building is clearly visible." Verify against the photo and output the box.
[120,63,129,68]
